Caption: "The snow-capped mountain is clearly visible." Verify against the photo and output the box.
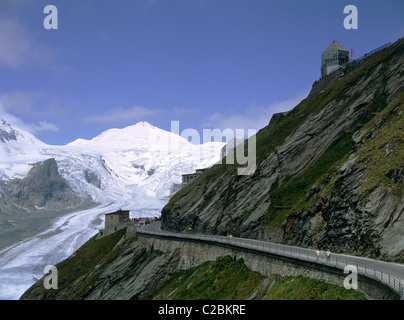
[0,118,224,300]
[0,118,224,212]
[0,119,48,179]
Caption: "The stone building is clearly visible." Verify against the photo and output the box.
[98,209,130,238]
[104,209,129,228]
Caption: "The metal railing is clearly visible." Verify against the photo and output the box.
[136,226,404,300]
[352,42,392,64]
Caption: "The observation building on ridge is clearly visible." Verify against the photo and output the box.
[321,39,350,77]
[181,168,208,186]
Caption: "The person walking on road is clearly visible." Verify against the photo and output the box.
[326,250,331,262]
[316,249,320,260]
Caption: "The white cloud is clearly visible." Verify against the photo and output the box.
[0,17,57,69]
[0,91,46,114]
[84,106,165,123]
[0,90,68,121]
[0,102,59,135]
[201,90,309,133]
[29,120,59,133]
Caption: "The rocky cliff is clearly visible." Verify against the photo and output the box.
[0,158,90,250]
[161,39,404,260]
[4,158,83,211]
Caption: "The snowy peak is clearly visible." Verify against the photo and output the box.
[0,118,47,153]
[0,116,224,202]
[0,118,49,180]
[66,121,193,152]
[0,119,17,143]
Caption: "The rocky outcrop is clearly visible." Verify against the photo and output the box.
[0,120,17,143]
[0,158,93,250]
[4,158,82,211]
[84,170,101,189]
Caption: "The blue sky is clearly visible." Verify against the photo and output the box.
[0,0,403,145]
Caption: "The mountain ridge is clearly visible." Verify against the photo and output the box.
[161,38,404,260]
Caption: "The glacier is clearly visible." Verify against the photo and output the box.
[0,119,224,300]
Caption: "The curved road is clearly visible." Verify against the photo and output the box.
[139,221,404,299]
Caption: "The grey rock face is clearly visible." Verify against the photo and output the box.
[286,160,404,259]
[4,158,82,211]
[0,119,17,143]
[84,170,101,189]
[0,158,93,250]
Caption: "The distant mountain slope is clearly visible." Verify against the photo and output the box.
[161,38,404,260]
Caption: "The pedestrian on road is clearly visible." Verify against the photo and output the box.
[320,250,325,259]
[316,249,320,260]
[327,250,331,261]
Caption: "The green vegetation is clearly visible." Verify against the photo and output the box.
[264,136,352,227]
[199,178,225,211]
[164,163,236,212]
[150,256,265,300]
[150,255,367,300]
[266,89,403,228]
[394,257,404,264]
[264,275,367,300]
[355,91,404,197]
[40,228,127,299]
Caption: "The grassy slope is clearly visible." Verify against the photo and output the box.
[264,275,366,300]
[149,255,367,300]
[356,90,404,197]
[265,135,352,227]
